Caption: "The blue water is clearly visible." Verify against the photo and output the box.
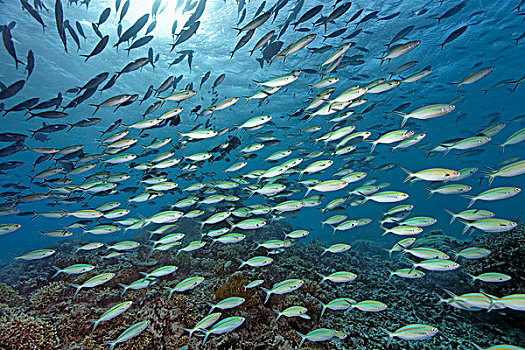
[0,0,524,347]
[1,0,524,261]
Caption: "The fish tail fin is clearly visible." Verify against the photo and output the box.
[226,218,235,232]
[486,172,496,185]
[457,218,472,234]
[88,104,100,114]
[461,195,475,208]
[206,302,215,314]
[104,341,117,350]
[433,291,449,305]
[50,266,61,279]
[237,258,246,269]
[465,272,476,284]
[261,287,272,304]
[320,302,327,318]
[201,329,212,346]
[174,129,185,141]
[399,243,409,255]
[25,111,37,120]
[400,167,413,183]
[426,187,434,198]
[272,309,281,322]
[479,290,498,312]
[183,328,194,339]
[296,331,306,349]
[255,58,264,69]
[15,58,25,69]
[88,319,99,332]
[304,187,312,197]
[147,244,158,256]
[118,284,128,296]
[70,284,81,298]
[400,115,410,127]
[444,209,457,224]
[369,140,377,153]
[163,287,175,301]
[381,328,394,348]
[449,82,462,91]
[442,288,458,299]
[404,257,416,271]
[5,254,17,266]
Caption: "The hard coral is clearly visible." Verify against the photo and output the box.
[0,282,24,307]
[0,314,59,350]
[214,272,253,302]
[30,281,69,310]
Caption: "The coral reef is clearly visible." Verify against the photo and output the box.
[214,272,255,306]
[0,221,523,349]
[0,282,24,308]
[0,314,59,350]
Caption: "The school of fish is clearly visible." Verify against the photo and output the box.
[0,0,524,349]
